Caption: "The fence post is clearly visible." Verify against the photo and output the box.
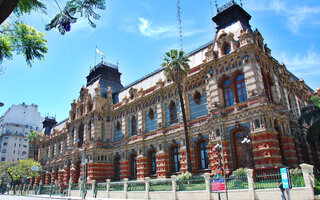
[92,180,96,197]
[300,163,314,200]
[246,169,255,200]
[124,178,128,199]
[68,176,72,196]
[203,173,211,200]
[39,180,43,195]
[145,177,150,200]
[78,178,82,197]
[171,175,177,200]
[106,179,111,198]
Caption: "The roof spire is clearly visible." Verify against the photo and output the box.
[214,0,219,13]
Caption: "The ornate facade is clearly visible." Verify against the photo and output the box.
[35,2,318,186]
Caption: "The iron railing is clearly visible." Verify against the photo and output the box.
[149,179,172,191]
[177,177,206,191]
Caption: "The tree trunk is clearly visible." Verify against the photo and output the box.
[177,84,192,173]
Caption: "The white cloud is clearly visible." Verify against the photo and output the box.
[245,0,320,33]
[138,17,177,38]
[280,47,320,77]
[137,17,209,38]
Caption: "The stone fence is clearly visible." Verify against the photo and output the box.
[13,163,316,200]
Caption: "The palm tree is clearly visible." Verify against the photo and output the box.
[28,131,41,160]
[162,49,192,173]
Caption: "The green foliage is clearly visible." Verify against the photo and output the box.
[14,0,47,16]
[27,131,41,145]
[311,96,320,108]
[299,96,320,146]
[176,171,193,181]
[7,159,42,182]
[0,21,48,67]
[162,49,190,83]
[45,0,106,35]
[0,0,106,67]
[231,168,248,179]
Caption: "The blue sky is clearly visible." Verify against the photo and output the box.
[0,0,320,122]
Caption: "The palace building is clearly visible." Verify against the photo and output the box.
[35,2,318,186]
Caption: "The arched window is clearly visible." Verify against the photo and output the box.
[193,90,202,105]
[169,101,177,124]
[262,70,273,102]
[131,116,137,136]
[236,75,247,103]
[88,120,92,141]
[129,152,137,178]
[148,108,154,120]
[114,154,121,181]
[223,43,231,55]
[197,140,208,170]
[169,144,180,173]
[223,79,234,107]
[116,121,121,131]
[78,123,84,148]
[148,149,157,175]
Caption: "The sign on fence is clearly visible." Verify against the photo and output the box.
[31,166,39,171]
[280,167,292,189]
[211,178,226,192]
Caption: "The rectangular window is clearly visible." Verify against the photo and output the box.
[2,149,6,153]
[1,157,5,161]
[3,142,7,146]
[4,136,8,140]
[22,151,26,155]
[23,145,27,148]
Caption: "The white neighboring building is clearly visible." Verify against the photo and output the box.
[0,103,44,162]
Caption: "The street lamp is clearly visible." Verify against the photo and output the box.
[240,136,254,168]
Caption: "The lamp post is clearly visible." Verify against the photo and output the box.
[241,136,254,168]
[68,147,86,199]
[214,141,228,200]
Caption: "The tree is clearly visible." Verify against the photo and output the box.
[299,96,320,147]
[7,159,42,194]
[28,131,41,160]
[0,0,106,68]
[162,49,192,173]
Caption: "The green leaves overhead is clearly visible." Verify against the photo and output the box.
[0,22,48,67]
[14,0,47,16]
[45,0,106,35]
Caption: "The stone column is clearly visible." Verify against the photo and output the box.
[137,154,146,180]
[156,150,168,179]
[63,166,70,185]
[171,175,177,200]
[120,159,129,179]
[246,169,255,200]
[300,163,314,200]
[57,169,63,185]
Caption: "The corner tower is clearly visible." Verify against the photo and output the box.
[86,61,123,102]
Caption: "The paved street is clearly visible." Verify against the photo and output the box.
[0,194,142,200]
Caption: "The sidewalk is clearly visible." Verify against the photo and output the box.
[28,194,143,200]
